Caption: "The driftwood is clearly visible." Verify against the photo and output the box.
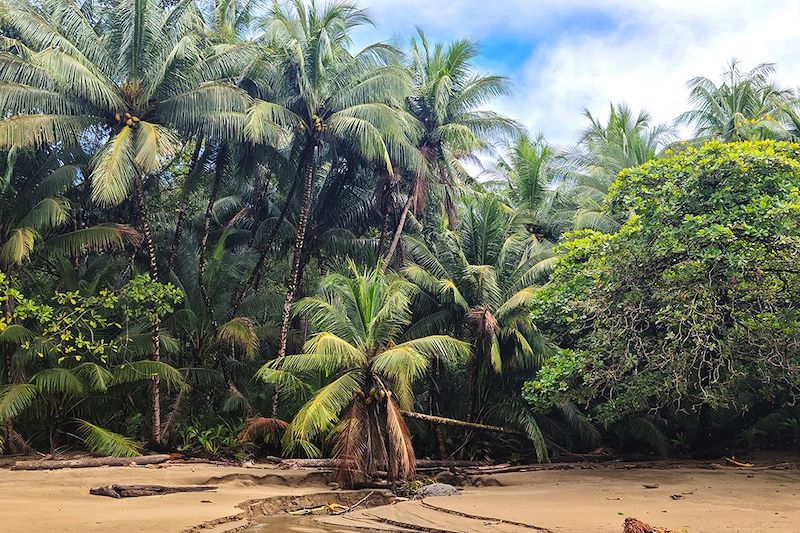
[274,457,487,470]
[89,484,218,498]
[623,517,685,533]
[11,454,172,471]
[400,411,519,435]
[722,456,753,468]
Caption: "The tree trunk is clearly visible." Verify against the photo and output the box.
[198,144,225,330]
[12,454,171,471]
[231,179,299,314]
[382,190,414,271]
[400,410,519,435]
[134,172,162,445]
[168,135,204,271]
[273,144,317,417]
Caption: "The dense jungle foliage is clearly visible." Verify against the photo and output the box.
[1,0,799,486]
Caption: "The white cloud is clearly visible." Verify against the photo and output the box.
[357,0,800,145]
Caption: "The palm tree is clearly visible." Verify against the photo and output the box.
[564,103,673,232]
[0,147,137,275]
[0,0,249,443]
[382,30,521,265]
[245,0,413,381]
[258,261,469,487]
[489,133,566,241]
[679,59,793,141]
[402,193,556,459]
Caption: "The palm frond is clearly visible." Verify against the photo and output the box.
[75,419,141,457]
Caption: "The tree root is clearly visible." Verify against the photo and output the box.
[420,500,555,531]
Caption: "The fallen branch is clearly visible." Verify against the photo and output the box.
[11,454,172,471]
[334,491,374,515]
[420,500,554,531]
[400,411,519,435]
[89,484,217,499]
[722,456,753,468]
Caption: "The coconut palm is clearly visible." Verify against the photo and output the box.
[402,193,557,460]
[489,134,566,241]
[0,147,138,274]
[245,0,413,377]
[679,59,793,142]
[382,30,521,266]
[0,0,250,442]
[257,261,469,487]
[563,103,673,232]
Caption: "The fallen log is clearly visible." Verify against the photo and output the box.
[274,457,488,470]
[90,484,217,499]
[11,454,172,471]
[400,411,519,435]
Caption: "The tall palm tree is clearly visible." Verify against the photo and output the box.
[245,0,413,380]
[679,59,793,142]
[402,193,556,459]
[564,103,673,232]
[382,30,521,265]
[490,133,565,241]
[258,261,469,487]
[0,0,249,443]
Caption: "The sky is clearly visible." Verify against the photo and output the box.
[350,0,800,147]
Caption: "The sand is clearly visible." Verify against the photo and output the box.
[1,459,799,532]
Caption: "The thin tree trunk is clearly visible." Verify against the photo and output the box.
[274,143,316,417]
[198,144,226,330]
[168,135,204,271]
[401,411,519,435]
[382,191,414,271]
[231,179,299,314]
[134,172,162,445]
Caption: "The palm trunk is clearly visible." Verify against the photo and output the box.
[273,143,316,417]
[168,136,204,271]
[231,179,299,314]
[198,144,225,330]
[134,172,162,445]
[382,190,414,271]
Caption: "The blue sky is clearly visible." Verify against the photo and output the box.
[350,0,800,146]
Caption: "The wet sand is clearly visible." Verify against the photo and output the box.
[1,459,799,532]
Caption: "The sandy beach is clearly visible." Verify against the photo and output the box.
[1,459,799,533]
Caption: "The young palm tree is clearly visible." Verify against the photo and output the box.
[0,0,249,443]
[0,147,137,274]
[402,193,556,459]
[258,261,469,487]
[679,59,793,141]
[382,29,520,262]
[564,103,673,232]
[245,1,413,379]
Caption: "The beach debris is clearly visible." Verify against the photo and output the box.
[287,503,348,515]
[722,456,753,468]
[89,484,217,498]
[413,482,460,498]
[12,454,172,471]
[642,483,660,489]
[669,494,684,500]
[623,517,686,533]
